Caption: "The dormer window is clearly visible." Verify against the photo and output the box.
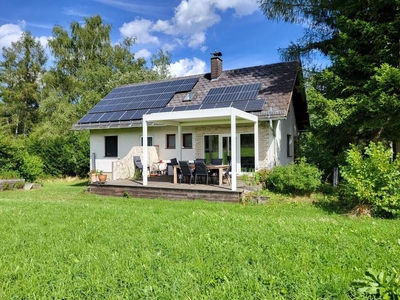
[183,92,195,102]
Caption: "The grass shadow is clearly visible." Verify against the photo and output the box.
[71,181,89,187]
[312,196,352,215]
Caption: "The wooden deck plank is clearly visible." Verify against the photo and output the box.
[89,175,242,202]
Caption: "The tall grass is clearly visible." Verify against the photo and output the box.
[0,180,399,299]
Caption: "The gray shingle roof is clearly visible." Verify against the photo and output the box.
[72,60,309,130]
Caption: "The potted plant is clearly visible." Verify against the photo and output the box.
[98,170,107,183]
[89,170,98,182]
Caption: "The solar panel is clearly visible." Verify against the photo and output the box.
[146,108,162,114]
[113,103,128,111]
[77,76,205,124]
[125,102,141,110]
[185,105,201,110]
[89,105,103,114]
[78,114,93,123]
[108,111,126,121]
[176,83,195,92]
[200,103,216,109]
[202,83,261,105]
[89,113,105,122]
[153,99,170,107]
[245,99,265,112]
[172,106,186,111]
[231,100,247,111]
[120,110,136,121]
[159,107,174,112]
[138,101,155,109]
[133,110,146,120]
[215,101,231,108]
[97,112,114,122]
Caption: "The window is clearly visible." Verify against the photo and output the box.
[140,136,153,146]
[183,92,195,101]
[105,136,118,157]
[182,133,192,148]
[166,134,176,149]
[287,134,293,157]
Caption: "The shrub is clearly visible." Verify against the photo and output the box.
[0,170,21,179]
[256,168,270,183]
[17,152,44,182]
[265,159,322,195]
[340,142,400,218]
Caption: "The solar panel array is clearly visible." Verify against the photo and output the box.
[77,80,265,124]
[202,83,261,104]
[78,77,199,123]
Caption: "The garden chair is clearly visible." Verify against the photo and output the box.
[133,156,149,177]
[179,161,193,184]
[194,161,209,185]
[210,158,223,183]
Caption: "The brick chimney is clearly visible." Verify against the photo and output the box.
[210,51,222,80]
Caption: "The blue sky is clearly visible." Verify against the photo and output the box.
[0,0,309,76]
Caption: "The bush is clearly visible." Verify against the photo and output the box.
[17,152,44,182]
[340,142,400,218]
[0,170,21,179]
[265,159,322,195]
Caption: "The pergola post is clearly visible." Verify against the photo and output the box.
[177,124,182,161]
[142,120,148,185]
[231,113,237,191]
[254,121,259,171]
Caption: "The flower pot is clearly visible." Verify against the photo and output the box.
[90,173,97,182]
[98,174,107,183]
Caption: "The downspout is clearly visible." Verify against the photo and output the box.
[269,119,277,166]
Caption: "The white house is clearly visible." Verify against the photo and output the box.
[73,53,309,191]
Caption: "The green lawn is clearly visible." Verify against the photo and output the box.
[0,181,399,299]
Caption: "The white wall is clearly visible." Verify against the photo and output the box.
[90,126,196,174]
[266,100,298,168]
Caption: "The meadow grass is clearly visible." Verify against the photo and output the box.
[0,180,399,299]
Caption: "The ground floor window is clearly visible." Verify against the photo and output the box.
[203,133,255,171]
[105,136,118,157]
[166,134,176,149]
[182,133,192,148]
[140,136,153,146]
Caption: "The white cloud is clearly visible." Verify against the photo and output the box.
[213,0,259,16]
[0,22,24,49]
[120,19,159,44]
[119,0,259,50]
[63,8,88,17]
[135,48,152,59]
[169,57,206,77]
[188,32,206,49]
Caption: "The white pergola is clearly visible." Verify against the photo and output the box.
[142,107,259,191]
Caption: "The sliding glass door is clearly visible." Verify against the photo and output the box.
[204,134,255,172]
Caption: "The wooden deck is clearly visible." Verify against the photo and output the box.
[88,175,243,203]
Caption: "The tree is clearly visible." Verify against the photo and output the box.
[260,0,400,174]
[40,15,164,135]
[151,49,172,79]
[0,31,47,136]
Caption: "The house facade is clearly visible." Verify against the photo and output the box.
[73,53,309,189]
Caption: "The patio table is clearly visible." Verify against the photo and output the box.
[173,164,229,186]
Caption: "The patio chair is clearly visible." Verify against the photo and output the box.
[211,158,223,165]
[179,161,193,184]
[194,158,206,164]
[223,165,231,184]
[210,158,223,183]
[133,156,150,177]
[194,161,209,185]
[168,157,181,182]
